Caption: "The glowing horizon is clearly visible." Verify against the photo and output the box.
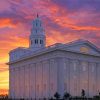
[0,0,100,95]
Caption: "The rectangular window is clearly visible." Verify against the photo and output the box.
[73,62,77,71]
[82,62,87,71]
[92,65,94,72]
[35,39,38,44]
[40,40,42,44]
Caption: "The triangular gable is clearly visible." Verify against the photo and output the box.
[62,39,100,55]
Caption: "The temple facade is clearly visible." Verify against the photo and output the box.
[8,16,100,99]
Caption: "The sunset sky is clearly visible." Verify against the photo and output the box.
[0,0,100,94]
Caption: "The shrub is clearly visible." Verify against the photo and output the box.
[54,92,60,99]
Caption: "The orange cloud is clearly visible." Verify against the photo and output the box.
[0,71,9,90]
[46,30,80,46]
[46,2,100,31]
[51,14,100,31]
[0,18,16,28]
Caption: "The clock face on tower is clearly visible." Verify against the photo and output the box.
[80,46,89,53]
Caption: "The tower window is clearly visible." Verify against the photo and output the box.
[36,22,37,26]
[35,40,36,44]
[35,39,38,44]
[40,40,43,44]
[36,39,38,44]
[36,29,37,33]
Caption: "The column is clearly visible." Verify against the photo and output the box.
[9,68,15,98]
[64,59,70,94]
[49,59,57,97]
[97,63,100,94]
[19,66,24,98]
[69,60,80,96]
[36,62,43,99]
[57,58,64,97]
[24,64,30,99]
[42,60,49,98]
[21,66,25,98]
[14,68,17,98]
[79,61,89,96]
[30,63,36,99]
[89,63,97,97]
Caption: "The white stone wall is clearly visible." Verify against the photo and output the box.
[88,63,97,96]
[97,63,100,92]
[61,58,100,97]
[9,51,100,99]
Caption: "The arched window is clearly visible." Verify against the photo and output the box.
[40,40,42,44]
[35,39,37,44]
[40,40,43,44]
[36,39,38,44]
[35,39,38,44]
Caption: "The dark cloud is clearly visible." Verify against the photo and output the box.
[51,0,100,12]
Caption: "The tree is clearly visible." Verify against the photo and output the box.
[54,92,60,100]
[63,92,70,99]
[81,89,85,97]
[99,91,100,96]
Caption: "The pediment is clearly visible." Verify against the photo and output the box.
[62,40,100,55]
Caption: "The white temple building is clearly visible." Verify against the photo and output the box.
[8,16,100,99]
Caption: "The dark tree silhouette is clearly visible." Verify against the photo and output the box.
[81,89,85,97]
[63,91,70,99]
[54,92,60,100]
[99,91,100,96]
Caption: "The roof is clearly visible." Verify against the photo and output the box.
[8,39,100,65]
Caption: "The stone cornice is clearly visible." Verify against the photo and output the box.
[7,46,100,65]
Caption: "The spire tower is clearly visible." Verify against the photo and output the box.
[29,16,46,51]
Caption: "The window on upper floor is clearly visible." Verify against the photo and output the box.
[82,62,87,71]
[64,62,66,70]
[73,62,77,71]
[83,66,86,71]
[91,64,95,72]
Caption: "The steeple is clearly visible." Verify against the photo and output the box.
[29,15,46,50]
